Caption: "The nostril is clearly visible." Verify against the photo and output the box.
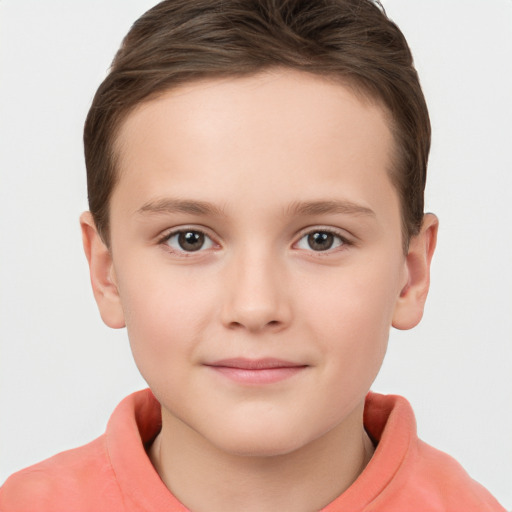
[227,319,282,331]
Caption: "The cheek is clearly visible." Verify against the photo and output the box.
[116,266,217,376]
[300,258,402,379]
[302,256,400,330]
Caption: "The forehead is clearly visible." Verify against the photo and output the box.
[116,70,391,155]
[112,70,398,222]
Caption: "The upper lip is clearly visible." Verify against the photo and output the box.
[205,358,306,370]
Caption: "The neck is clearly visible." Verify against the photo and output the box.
[149,403,374,512]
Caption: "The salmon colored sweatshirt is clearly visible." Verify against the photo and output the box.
[0,389,506,511]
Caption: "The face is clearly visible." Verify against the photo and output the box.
[100,70,413,456]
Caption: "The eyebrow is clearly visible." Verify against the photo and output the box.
[286,200,376,217]
[136,198,226,217]
[136,197,375,219]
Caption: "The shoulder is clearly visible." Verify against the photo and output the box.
[405,440,507,511]
[0,436,123,512]
[0,389,160,512]
[362,393,506,511]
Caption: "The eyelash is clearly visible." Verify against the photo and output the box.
[294,228,352,253]
[158,227,218,257]
[157,227,352,256]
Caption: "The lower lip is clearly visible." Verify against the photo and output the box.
[207,366,307,385]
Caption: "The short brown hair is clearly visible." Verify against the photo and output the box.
[84,0,430,250]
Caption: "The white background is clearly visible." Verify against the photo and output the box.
[1,0,511,507]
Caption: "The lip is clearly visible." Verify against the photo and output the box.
[204,358,308,385]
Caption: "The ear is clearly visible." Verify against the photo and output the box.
[392,213,439,330]
[80,211,125,329]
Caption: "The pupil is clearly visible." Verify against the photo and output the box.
[178,231,204,251]
[308,232,333,251]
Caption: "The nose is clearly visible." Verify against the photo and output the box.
[220,248,292,333]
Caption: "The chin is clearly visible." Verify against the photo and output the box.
[206,421,317,459]
[219,438,302,458]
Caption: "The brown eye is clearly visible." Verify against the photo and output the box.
[165,230,214,252]
[307,232,334,251]
[296,230,346,252]
[178,231,204,251]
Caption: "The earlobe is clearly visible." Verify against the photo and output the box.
[392,213,439,330]
[80,212,126,329]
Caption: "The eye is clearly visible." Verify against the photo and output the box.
[296,230,347,252]
[163,229,215,253]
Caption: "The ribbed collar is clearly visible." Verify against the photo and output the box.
[106,389,415,511]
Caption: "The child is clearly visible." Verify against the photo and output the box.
[0,0,507,510]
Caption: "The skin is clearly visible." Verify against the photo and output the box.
[81,69,437,512]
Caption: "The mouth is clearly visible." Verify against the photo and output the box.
[204,358,308,385]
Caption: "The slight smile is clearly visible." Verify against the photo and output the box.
[204,358,309,385]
